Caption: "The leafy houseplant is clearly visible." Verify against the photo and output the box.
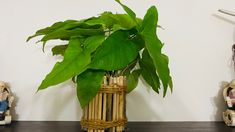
[27,0,172,129]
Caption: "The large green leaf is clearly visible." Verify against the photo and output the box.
[141,6,172,96]
[27,20,77,42]
[41,28,104,43]
[38,37,91,90]
[112,14,138,31]
[169,76,173,92]
[85,17,105,27]
[77,70,104,108]
[99,12,118,28]
[89,30,140,70]
[28,20,104,52]
[126,69,141,93]
[85,12,118,29]
[139,49,160,93]
[27,20,102,42]
[51,44,68,56]
[85,13,137,31]
[115,0,137,23]
[83,35,105,54]
[38,28,104,51]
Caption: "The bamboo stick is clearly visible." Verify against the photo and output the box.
[84,105,88,131]
[123,76,127,131]
[116,77,120,132]
[116,76,121,132]
[88,100,93,132]
[98,93,102,131]
[119,76,124,131]
[87,105,89,131]
[112,77,117,132]
[107,77,113,132]
[92,98,96,132]
[102,76,107,132]
[95,94,99,132]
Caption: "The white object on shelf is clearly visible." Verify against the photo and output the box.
[0,115,11,125]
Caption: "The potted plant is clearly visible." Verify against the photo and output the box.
[27,0,173,131]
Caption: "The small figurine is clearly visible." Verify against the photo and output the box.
[223,80,235,108]
[0,81,14,125]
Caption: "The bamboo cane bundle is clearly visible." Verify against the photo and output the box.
[81,76,127,132]
[112,77,117,132]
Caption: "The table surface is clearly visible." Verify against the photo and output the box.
[0,121,234,132]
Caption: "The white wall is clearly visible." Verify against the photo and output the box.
[0,0,235,121]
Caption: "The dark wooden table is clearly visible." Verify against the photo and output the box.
[0,121,234,132]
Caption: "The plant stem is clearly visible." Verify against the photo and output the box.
[119,60,138,76]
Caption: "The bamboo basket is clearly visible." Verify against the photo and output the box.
[81,76,127,132]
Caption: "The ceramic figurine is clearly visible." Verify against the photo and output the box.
[223,80,235,108]
[0,81,14,125]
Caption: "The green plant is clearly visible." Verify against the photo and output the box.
[27,0,173,108]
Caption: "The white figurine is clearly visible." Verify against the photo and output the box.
[0,81,14,125]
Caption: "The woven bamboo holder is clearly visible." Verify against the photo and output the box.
[81,76,127,132]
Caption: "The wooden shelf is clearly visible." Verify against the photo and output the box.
[0,121,233,132]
